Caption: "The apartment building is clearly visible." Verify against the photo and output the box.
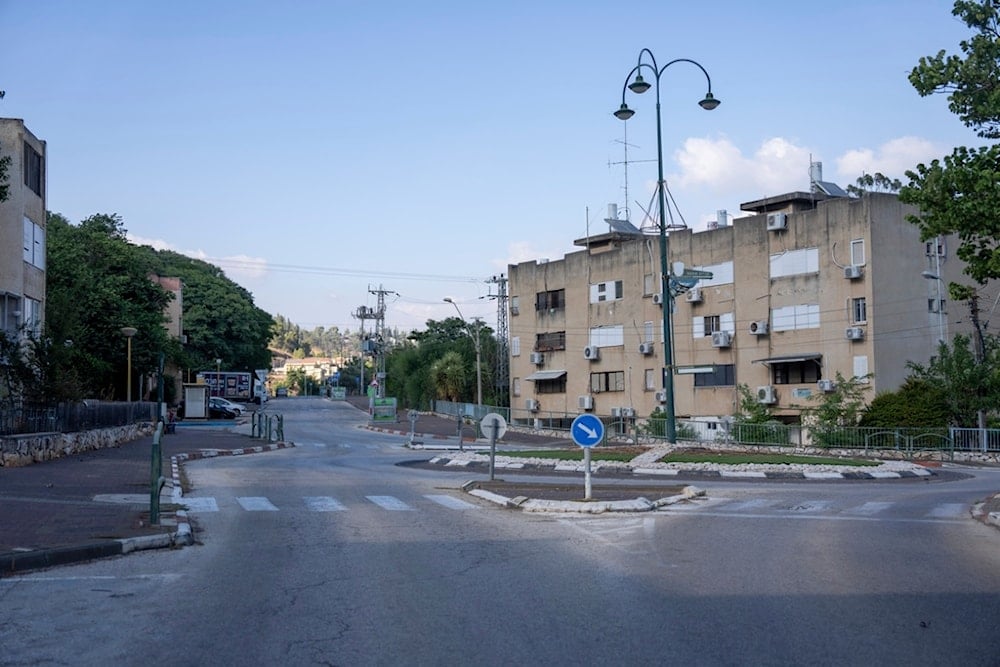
[0,118,46,340]
[508,186,966,429]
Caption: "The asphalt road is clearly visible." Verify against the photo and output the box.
[2,397,999,666]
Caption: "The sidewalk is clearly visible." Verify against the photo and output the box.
[0,422,265,575]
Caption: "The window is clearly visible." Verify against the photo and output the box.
[1,294,22,335]
[692,313,734,338]
[591,371,625,393]
[770,248,819,277]
[535,289,565,311]
[512,378,521,397]
[535,375,566,394]
[511,336,520,356]
[772,304,820,331]
[23,141,43,197]
[590,280,623,303]
[928,298,945,314]
[644,368,657,391]
[589,324,624,348]
[925,238,946,257]
[772,360,820,385]
[694,364,735,387]
[535,331,566,352]
[851,297,867,324]
[853,355,870,382]
[644,321,655,344]
[510,296,520,316]
[643,273,656,296]
[22,297,42,337]
[850,239,866,266]
[22,217,45,269]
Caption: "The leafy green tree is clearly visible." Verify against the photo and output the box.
[800,372,871,447]
[45,212,173,399]
[901,1,1000,284]
[905,333,1000,427]
[730,384,788,445]
[859,377,951,428]
[430,351,467,402]
[847,172,902,197]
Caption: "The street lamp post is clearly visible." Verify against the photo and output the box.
[614,49,720,443]
[121,327,138,402]
[444,298,483,410]
[215,358,222,397]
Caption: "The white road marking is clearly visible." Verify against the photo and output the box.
[183,497,219,512]
[366,495,413,511]
[843,501,895,516]
[926,503,967,518]
[236,496,279,511]
[0,574,183,584]
[303,496,347,512]
[425,494,479,510]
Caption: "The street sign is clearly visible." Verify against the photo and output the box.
[571,413,605,448]
[682,268,714,279]
[480,413,508,441]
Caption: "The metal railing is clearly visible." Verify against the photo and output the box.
[251,412,284,442]
[0,401,158,436]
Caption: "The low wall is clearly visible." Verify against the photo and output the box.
[0,423,155,467]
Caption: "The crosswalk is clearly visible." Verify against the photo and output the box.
[670,496,970,522]
[181,493,480,514]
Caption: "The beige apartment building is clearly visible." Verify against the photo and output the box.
[508,188,966,431]
[0,118,46,341]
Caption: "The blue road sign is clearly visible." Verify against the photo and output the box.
[571,413,605,448]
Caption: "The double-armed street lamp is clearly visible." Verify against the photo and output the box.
[121,327,138,402]
[444,297,483,409]
[613,49,720,443]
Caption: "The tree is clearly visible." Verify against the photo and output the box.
[908,0,1000,139]
[800,372,872,447]
[901,1,1000,284]
[905,334,1000,427]
[859,378,951,428]
[430,351,467,402]
[847,172,902,197]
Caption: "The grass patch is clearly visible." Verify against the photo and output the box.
[659,452,879,467]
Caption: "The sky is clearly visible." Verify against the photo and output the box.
[0,0,983,335]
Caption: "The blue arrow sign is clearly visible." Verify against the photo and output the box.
[571,413,605,448]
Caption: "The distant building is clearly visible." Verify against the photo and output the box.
[0,118,46,341]
[508,172,970,430]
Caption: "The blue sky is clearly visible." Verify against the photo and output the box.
[0,0,981,333]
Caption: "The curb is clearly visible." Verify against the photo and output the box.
[462,480,706,514]
[428,455,934,481]
[1,441,295,576]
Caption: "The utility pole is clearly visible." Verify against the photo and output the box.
[969,293,988,450]
[368,284,396,398]
[353,305,377,396]
[487,274,509,407]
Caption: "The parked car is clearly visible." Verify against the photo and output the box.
[275,387,288,397]
[209,396,243,418]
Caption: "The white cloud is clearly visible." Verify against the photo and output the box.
[834,136,943,182]
[126,233,269,281]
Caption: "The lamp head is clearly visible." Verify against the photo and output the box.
[121,326,137,338]
[443,297,454,303]
[921,271,940,280]
[613,103,635,121]
[628,75,651,95]
[699,92,720,111]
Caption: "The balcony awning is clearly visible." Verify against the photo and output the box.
[752,353,822,366]
[525,370,567,381]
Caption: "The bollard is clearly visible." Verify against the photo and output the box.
[150,422,164,525]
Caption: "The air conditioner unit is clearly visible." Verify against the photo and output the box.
[766,212,787,231]
[639,342,655,355]
[529,352,544,365]
[583,345,600,360]
[844,265,863,280]
[610,407,622,417]
[652,293,664,305]
[845,326,865,341]
[620,407,635,418]
[685,288,703,303]
[578,395,594,410]
[756,385,777,404]
[711,331,732,348]
[655,390,668,403]
[748,320,769,335]
[817,379,836,393]
[525,399,540,412]
[510,305,519,316]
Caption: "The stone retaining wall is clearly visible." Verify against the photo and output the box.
[0,423,155,467]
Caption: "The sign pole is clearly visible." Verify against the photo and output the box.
[584,447,592,500]
[488,416,497,481]
[570,414,604,502]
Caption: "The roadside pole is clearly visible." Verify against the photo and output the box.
[480,413,508,482]
[571,413,604,501]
